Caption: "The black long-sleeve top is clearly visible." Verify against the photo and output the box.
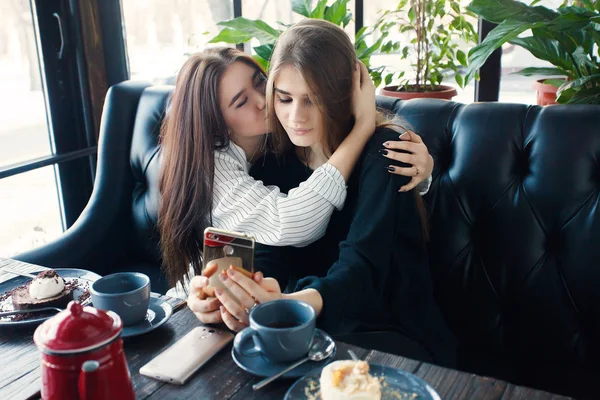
[250,128,457,364]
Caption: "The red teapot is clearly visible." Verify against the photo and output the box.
[33,301,135,400]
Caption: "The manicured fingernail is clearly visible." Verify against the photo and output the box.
[386,166,395,172]
[383,142,390,147]
[400,132,408,138]
[215,288,223,296]
[227,267,237,277]
[379,149,388,156]
[220,306,225,313]
[219,272,227,282]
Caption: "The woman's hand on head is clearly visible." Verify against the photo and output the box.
[351,61,377,133]
[214,267,283,332]
[187,263,223,325]
[382,130,434,192]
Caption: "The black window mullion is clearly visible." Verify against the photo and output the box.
[355,0,363,35]
[33,0,95,228]
[474,19,502,102]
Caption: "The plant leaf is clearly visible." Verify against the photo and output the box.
[561,84,600,104]
[309,0,328,19]
[466,20,543,84]
[291,0,311,17]
[324,0,350,26]
[572,46,598,70]
[208,28,253,44]
[467,0,557,24]
[509,36,574,75]
[514,67,566,77]
[542,78,567,88]
[557,74,600,96]
[253,44,274,62]
[456,50,467,67]
[217,18,280,45]
[252,55,269,72]
[455,73,464,88]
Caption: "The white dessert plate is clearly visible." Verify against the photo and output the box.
[284,362,441,400]
[0,268,100,328]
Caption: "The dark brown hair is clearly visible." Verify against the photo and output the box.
[267,19,429,238]
[158,47,267,288]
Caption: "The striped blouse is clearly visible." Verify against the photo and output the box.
[209,141,347,247]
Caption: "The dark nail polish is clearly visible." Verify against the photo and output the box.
[386,166,395,172]
[379,149,388,156]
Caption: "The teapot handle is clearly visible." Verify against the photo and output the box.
[78,360,102,400]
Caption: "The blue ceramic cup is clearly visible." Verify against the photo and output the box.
[90,272,150,326]
[233,299,316,362]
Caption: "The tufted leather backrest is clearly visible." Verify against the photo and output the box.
[129,86,172,264]
[125,83,600,396]
[377,96,600,395]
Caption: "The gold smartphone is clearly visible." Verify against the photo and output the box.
[139,326,234,385]
[202,228,255,302]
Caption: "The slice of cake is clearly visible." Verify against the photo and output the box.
[11,270,73,310]
[320,360,382,400]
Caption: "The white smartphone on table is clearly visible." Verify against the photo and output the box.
[139,326,234,385]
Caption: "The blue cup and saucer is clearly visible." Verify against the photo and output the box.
[90,272,173,338]
[232,299,336,378]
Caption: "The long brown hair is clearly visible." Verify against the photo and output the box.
[158,47,266,288]
[267,19,429,238]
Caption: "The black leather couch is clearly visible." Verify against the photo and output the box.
[16,81,600,398]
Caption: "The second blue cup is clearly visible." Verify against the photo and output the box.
[233,299,316,362]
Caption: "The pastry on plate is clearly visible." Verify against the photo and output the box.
[11,270,73,310]
[320,360,382,400]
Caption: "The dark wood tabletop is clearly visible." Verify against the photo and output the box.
[1,258,572,400]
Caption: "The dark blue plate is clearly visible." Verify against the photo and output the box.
[0,268,101,328]
[285,362,441,400]
[232,328,336,378]
[120,296,173,338]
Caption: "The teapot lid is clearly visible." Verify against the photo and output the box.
[34,301,122,353]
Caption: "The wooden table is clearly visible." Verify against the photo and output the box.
[1,258,572,400]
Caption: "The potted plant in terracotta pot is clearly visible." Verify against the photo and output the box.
[376,0,478,100]
[465,0,600,105]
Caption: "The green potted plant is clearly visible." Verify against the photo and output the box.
[465,0,600,105]
[376,0,478,100]
[207,0,391,86]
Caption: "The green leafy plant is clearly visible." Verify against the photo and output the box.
[374,0,478,92]
[465,0,600,104]
[208,0,395,87]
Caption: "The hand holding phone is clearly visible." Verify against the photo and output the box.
[202,228,255,304]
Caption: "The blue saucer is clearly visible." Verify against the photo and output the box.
[285,363,441,400]
[231,328,336,378]
[121,297,172,338]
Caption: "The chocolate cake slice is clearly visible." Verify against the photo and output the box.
[11,270,74,310]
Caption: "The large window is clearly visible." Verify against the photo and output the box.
[122,0,233,83]
[0,1,62,257]
[0,0,97,257]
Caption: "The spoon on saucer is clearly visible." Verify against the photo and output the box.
[252,331,336,391]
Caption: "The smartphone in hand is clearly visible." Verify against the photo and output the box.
[202,228,255,302]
